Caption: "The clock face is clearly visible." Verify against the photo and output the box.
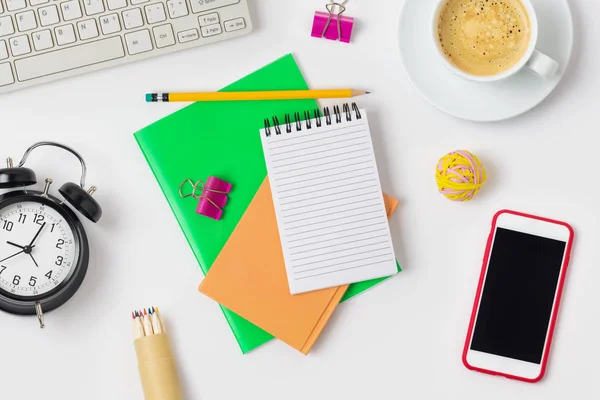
[0,201,78,298]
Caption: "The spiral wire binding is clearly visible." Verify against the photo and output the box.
[304,110,312,129]
[273,116,281,135]
[285,114,292,133]
[333,105,342,123]
[324,106,332,125]
[294,112,302,131]
[314,109,322,127]
[263,103,362,137]
[343,103,351,121]
[352,102,362,119]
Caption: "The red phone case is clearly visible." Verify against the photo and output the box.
[462,210,575,383]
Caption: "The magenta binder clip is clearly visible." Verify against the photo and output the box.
[179,177,232,221]
[311,0,354,43]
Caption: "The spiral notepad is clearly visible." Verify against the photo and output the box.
[260,103,398,294]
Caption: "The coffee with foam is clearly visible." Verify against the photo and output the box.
[436,0,531,76]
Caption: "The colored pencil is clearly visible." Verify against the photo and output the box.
[145,89,370,103]
[150,310,163,335]
[142,309,153,336]
[154,307,165,333]
[132,312,145,340]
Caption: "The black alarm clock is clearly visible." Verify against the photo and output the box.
[0,142,102,328]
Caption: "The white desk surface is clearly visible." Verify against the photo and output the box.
[1,0,598,399]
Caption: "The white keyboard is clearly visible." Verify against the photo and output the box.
[0,0,252,94]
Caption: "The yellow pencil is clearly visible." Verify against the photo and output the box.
[146,89,369,103]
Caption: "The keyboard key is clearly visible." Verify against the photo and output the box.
[200,23,221,37]
[130,0,149,4]
[0,2,3,13]
[39,5,60,26]
[77,18,98,40]
[99,13,120,35]
[198,12,218,26]
[0,62,14,86]
[6,0,27,11]
[190,0,238,14]
[0,16,14,37]
[106,0,126,10]
[15,36,125,80]
[166,0,187,19]
[16,10,37,31]
[30,0,49,5]
[32,29,53,50]
[60,0,82,21]
[144,3,166,24]
[9,34,31,56]
[0,41,7,59]
[177,28,198,43]
[124,29,152,54]
[224,17,244,32]
[83,0,104,15]
[152,23,173,48]
[54,23,76,45]
[122,8,143,30]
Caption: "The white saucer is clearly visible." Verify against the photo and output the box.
[398,0,574,122]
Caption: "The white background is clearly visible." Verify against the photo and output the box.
[0,0,598,399]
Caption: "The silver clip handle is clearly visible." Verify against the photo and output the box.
[322,0,349,40]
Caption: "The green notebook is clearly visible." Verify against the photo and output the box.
[135,54,400,354]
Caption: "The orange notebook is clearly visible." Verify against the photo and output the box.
[199,177,399,354]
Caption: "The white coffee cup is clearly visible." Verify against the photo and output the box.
[431,0,559,82]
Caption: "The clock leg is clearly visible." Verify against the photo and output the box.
[35,302,45,329]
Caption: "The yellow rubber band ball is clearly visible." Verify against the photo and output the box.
[435,150,486,202]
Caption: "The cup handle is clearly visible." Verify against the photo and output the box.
[525,50,559,79]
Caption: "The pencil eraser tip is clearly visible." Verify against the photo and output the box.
[145,94,152,102]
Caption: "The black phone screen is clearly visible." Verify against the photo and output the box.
[470,227,566,364]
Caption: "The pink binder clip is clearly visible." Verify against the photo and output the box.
[311,0,354,43]
[179,177,232,221]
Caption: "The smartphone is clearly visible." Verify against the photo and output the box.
[463,210,574,383]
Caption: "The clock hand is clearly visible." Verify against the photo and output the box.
[25,225,46,268]
[29,253,39,268]
[28,222,46,247]
[0,245,36,263]
[6,241,25,249]
[0,249,25,263]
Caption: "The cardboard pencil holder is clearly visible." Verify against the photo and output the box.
[134,334,183,400]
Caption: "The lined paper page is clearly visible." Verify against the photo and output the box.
[260,108,397,294]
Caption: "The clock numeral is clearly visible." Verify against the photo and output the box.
[45,270,53,279]
[29,276,37,287]
[33,291,38,295]
[56,239,65,249]
[50,223,56,233]
[0,265,5,275]
[12,275,20,285]
[18,213,26,224]
[55,256,63,266]
[33,214,45,225]
[16,204,22,209]
[2,220,13,231]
